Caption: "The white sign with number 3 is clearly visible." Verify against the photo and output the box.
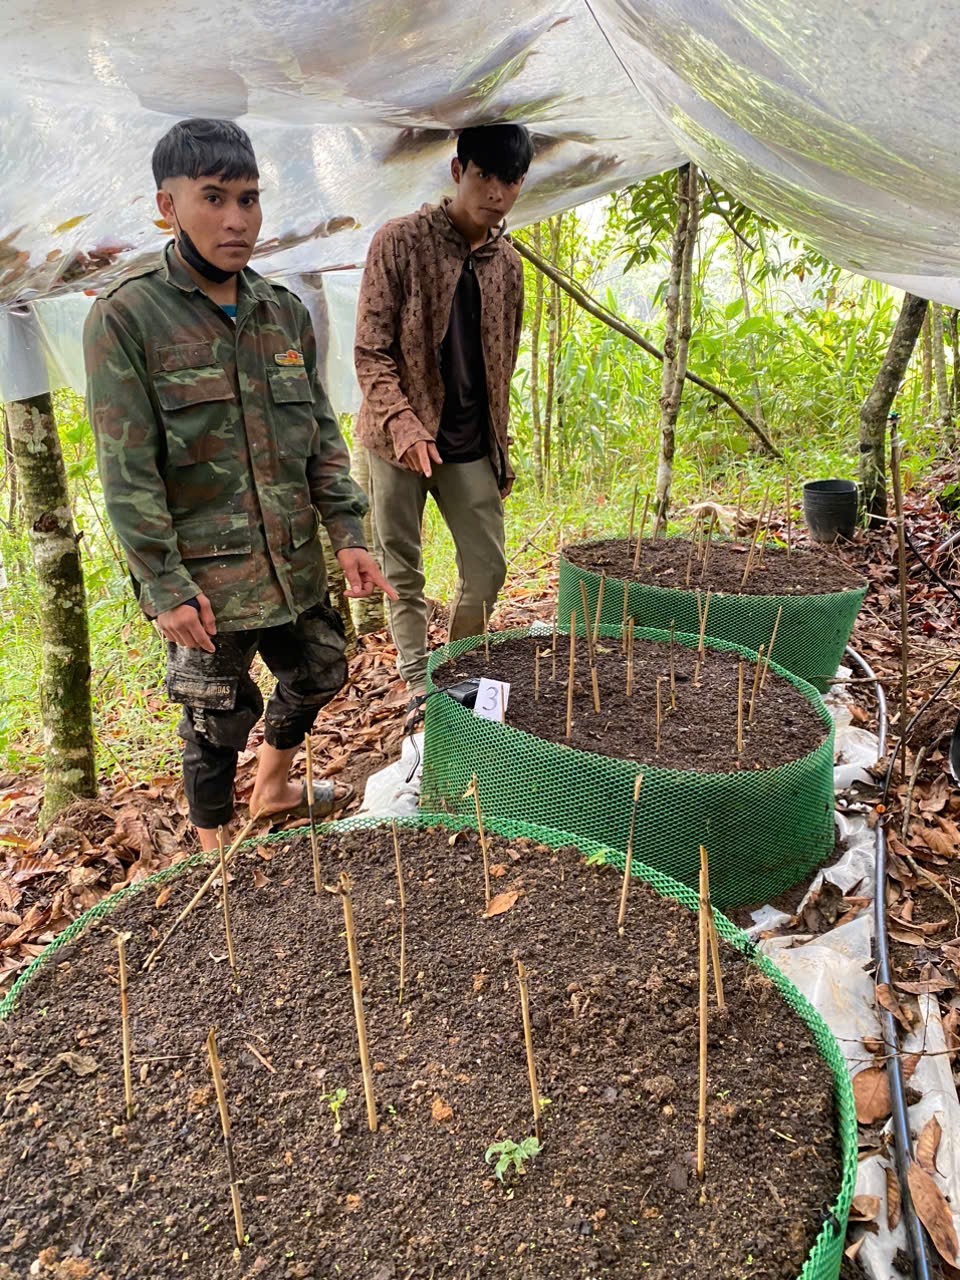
[474,678,510,723]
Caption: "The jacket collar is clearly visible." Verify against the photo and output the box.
[161,241,278,305]
[429,199,507,257]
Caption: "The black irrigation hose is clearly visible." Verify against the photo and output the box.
[845,644,933,1280]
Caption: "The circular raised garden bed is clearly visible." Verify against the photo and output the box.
[558,538,867,692]
[0,815,855,1280]
[423,627,836,908]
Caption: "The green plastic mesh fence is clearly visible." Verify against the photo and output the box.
[558,550,867,693]
[423,624,836,909]
[0,810,855,1280]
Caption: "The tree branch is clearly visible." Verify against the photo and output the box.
[510,233,782,460]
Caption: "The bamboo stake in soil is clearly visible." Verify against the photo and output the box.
[551,619,557,681]
[482,602,490,664]
[216,826,237,971]
[740,488,769,588]
[655,678,663,756]
[700,514,716,580]
[304,734,321,895]
[696,870,709,1181]
[592,572,606,648]
[632,494,651,573]
[620,577,631,651]
[143,811,262,973]
[735,476,744,539]
[391,821,407,1005]
[785,474,792,557]
[627,482,639,542]
[565,613,576,739]
[465,774,492,910]
[759,605,784,692]
[890,425,910,778]
[693,590,712,686]
[617,775,644,933]
[736,661,745,759]
[626,619,635,698]
[335,872,378,1132]
[684,515,701,586]
[206,1027,245,1246]
[700,845,725,1010]
[577,579,601,713]
[116,933,134,1122]
[668,620,677,709]
[516,958,542,1140]
[748,645,765,725]
[534,645,541,702]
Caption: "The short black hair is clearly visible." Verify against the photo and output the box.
[152,118,259,188]
[456,124,533,184]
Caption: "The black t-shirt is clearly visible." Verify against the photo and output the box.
[436,256,489,463]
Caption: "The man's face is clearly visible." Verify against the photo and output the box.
[451,157,524,229]
[156,174,262,272]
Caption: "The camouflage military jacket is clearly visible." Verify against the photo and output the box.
[84,245,367,631]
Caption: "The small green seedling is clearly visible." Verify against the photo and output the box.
[319,1087,347,1133]
[485,1136,542,1183]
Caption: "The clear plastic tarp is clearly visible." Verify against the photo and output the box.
[2,0,960,400]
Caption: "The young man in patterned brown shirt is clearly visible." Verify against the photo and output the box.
[354,125,533,719]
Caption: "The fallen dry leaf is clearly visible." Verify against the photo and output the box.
[853,1067,891,1125]
[917,826,957,859]
[252,867,270,890]
[917,1115,943,1176]
[490,863,507,878]
[483,890,521,918]
[886,1164,902,1229]
[877,983,913,1032]
[6,1050,97,1099]
[907,1159,959,1266]
[849,1194,880,1222]
[845,1237,865,1262]
[154,885,172,909]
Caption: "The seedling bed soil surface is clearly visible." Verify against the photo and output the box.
[0,826,840,1279]
[564,539,863,597]
[437,634,826,771]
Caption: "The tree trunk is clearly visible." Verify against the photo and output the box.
[349,439,385,635]
[529,223,545,492]
[921,307,933,422]
[654,164,700,533]
[931,303,954,438]
[858,292,928,526]
[5,393,96,825]
[733,236,769,436]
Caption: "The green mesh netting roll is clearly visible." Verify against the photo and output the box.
[0,811,855,1280]
[558,549,867,692]
[423,625,836,909]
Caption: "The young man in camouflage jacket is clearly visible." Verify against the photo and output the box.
[354,125,533,722]
[84,118,394,851]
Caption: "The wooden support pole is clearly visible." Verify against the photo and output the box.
[116,933,134,1122]
[578,579,595,666]
[516,958,542,1140]
[551,619,558,681]
[736,661,745,760]
[565,612,576,739]
[620,578,631,652]
[391,820,407,1005]
[655,677,663,756]
[336,872,378,1132]
[696,872,709,1182]
[534,644,541,702]
[785,473,792,557]
[626,619,635,697]
[735,476,744,539]
[668,619,677,710]
[216,826,237,971]
[759,605,784,692]
[632,493,652,573]
[700,845,725,1010]
[592,572,606,648]
[693,590,712,687]
[617,775,644,933]
[684,516,700,586]
[748,645,765,725]
[627,482,639,542]
[304,734,321,895]
[700,513,716,580]
[740,488,769,588]
[206,1027,245,1247]
[465,774,492,910]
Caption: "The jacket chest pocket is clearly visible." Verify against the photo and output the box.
[268,367,316,458]
[152,342,235,467]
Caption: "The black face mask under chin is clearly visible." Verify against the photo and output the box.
[175,226,237,285]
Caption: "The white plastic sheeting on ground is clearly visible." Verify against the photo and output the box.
[4,2,960,399]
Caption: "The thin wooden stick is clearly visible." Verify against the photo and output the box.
[655,677,663,756]
[620,577,631,651]
[465,774,491,909]
[116,934,134,1121]
[785,474,792,557]
[534,645,541,702]
[304,734,321,895]
[336,872,378,1132]
[700,845,725,1010]
[482,601,490,663]
[757,517,770,568]
[700,513,716,580]
[736,661,745,759]
[592,572,606,648]
[578,580,596,667]
[696,869,709,1181]
[617,776,644,933]
[632,494,651,573]
[684,515,700,586]
[735,476,744,540]
[748,645,765,725]
[668,619,677,709]
[626,619,635,697]
[759,605,784,692]
[143,812,261,972]
[391,821,407,1005]
[627,482,639,542]
[740,488,769,588]
[216,826,237,971]
[551,619,557,681]
[516,958,542,1140]
[206,1027,245,1246]
[565,613,576,739]
[693,590,712,686]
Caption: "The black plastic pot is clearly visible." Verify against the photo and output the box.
[802,479,858,543]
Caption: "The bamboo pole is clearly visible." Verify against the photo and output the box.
[216,826,237,971]
[592,572,606,648]
[516,958,542,1140]
[116,933,134,1122]
[784,474,792,557]
[465,774,492,910]
[626,619,635,697]
[627,482,639,543]
[143,812,262,972]
[206,1027,245,1246]
[759,605,784,692]
[655,677,663,756]
[620,577,631,652]
[534,645,541,702]
[336,872,378,1132]
[551,619,557,681]
[304,734,321,895]
[696,871,709,1181]
[700,516,716,581]
[617,776,644,933]
[700,845,725,1010]
[747,645,765,725]
[736,661,745,760]
[578,579,595,666]
[565,612,576,739]
[391,820,407,1005]
[684,515,700,586]
[890,426,910,778]
[482,602,490,663]
[756,517,770,569]
[668,619,677,710]
[735,476,744,539]
[740,488,769,588]
[632,494,651,573]
[693,590,712,686]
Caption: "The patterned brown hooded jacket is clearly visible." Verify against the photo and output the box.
[353,199,524,492]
